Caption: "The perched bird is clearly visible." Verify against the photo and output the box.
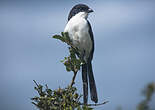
[64,4,98,104]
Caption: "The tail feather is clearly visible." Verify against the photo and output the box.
[82,64,88,104]
[88,62,98,103]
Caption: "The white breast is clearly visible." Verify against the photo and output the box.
[64,12,92,61]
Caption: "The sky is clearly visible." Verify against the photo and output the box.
[0,0,155,110]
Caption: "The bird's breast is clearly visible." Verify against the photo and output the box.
[64,17,92,61]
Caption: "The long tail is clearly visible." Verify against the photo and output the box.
[82,62,98,104]
[88,61,98,103]
[82,64,88,104]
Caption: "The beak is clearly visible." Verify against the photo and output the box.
[88,8,94,13]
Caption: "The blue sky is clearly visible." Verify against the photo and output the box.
[0,0,155,110]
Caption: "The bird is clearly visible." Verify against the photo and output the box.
[64,4,98,104]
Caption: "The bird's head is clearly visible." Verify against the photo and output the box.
[68,4,93,21]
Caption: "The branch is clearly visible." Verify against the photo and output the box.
[81,101,109,106]
[70,71,78,87]
[33,80,39,88]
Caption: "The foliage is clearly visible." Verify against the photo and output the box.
[116,82,155,110]
[53,32,82,73]
[31,80,93,110]
[137,82,155,110]
[31,32,99,110]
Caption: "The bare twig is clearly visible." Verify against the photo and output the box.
[81,101,109,106]
[33,80,39,88]
[70,70,78,87]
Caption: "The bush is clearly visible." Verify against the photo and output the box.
[31,32,108,110]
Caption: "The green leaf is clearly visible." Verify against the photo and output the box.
[53,35,65,42]
[61,32,65,37]
[64,32,71,42]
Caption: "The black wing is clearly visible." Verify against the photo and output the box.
[87,20,94,61]
[87,20,98,103]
